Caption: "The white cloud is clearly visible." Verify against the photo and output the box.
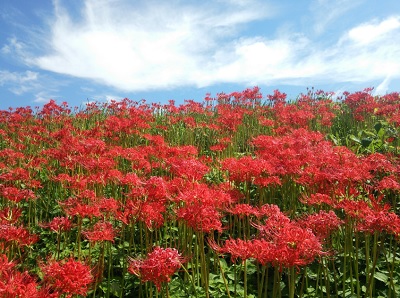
[374,75,392,96]
[31,0,274,91]
[0,70,39,94]
[346,16,400,45]
[14,0,400,92]
[311,0,363,34]
[33,91,56,103]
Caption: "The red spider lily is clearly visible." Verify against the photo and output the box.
[252,128,373,188]
[40,217,72,233]
[343,88,378,121]
[59,197,101,219]
[174,182,234,207]
[0,224,39,247]
[0,254,39,298]
[221,156,274,183]
[83,221,117,243]
[0,186,36,203]
[40,257,93,297]
[167,144,199,159]
[144,176,169,202]
[211,221,324,269]
[128,246,186,291]
[297,210,343,241]
[38,99,70,118]
[167,157,209,181]
[116,198,141,225]
[53,173,89,191]
[376,175,400,191]
[98,197,120,218]
[215,104,251,132]
[338,198,400,235]
[210,143,228,152]
[226,203,261,218]
[0,207,22,224]
[177,204,223,233]
[137,201,166,230]
[117,197,166,229]
[268,222,324,269]
[273,102,315,128]
[362,153,397,174]
[210,237,277,266]
[121,172,143,187]
[257,204,291,225]
[209,238,260,263]
[267,89,287,103]
[253,175,282,187]
[300,193,336,207]
[174,182,233,233]
[0,167,42,189]
[0,149,25,163]
[254,205,324,269]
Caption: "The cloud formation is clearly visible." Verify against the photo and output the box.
[15,0,400,92]
[0,70,39,95]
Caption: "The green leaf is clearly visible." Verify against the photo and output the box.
[361,138,372,147]
[374,122,382,133]
[348,135,361,144]
[374,272,389,283]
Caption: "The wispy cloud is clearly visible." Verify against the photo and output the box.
[10,0,400,93]
[0,70,39,95]
[33,91,58,103]
[310,0,363,35]
[374,75,392,96]
[1,37,27,58]
[30,0,274,91]
[346,16,400,45]
[0,70,61,105]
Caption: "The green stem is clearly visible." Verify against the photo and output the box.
[243,260,248,298]
[366,232,380,298]
[289,266,296,298]
[218,257,231,298]
[354,233,360,298]
[181,263,198,298]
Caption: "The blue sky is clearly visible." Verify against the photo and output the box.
[1,0,400,110]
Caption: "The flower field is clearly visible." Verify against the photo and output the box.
[1,87,400,297]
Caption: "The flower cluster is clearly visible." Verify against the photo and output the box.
[1,87,400,297]
[40,257,93,297]
[128,247,186,291]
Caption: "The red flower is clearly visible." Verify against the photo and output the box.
[59,197,101,219]
[83,221,117,243]
[338,198,400,235]
[40,257,93,297]
[0,207,22,224]
[0,224,39,247]
[300,193,336,207]
[0,254,39,297]
[377,175,400,191]
[267,89,287,103]
[138,201,166,230]
[209,238,259,263]
[0,186,36,203]
[226,203,260,218]
[167,157,209,181]
[128,247,186,291]
[270,222,324,269]
[40,217,72,233]
[177,204,223,233]
[297,210,343,241]
[98,197,120,218]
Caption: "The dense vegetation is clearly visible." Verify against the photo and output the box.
[0,87,400,297]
